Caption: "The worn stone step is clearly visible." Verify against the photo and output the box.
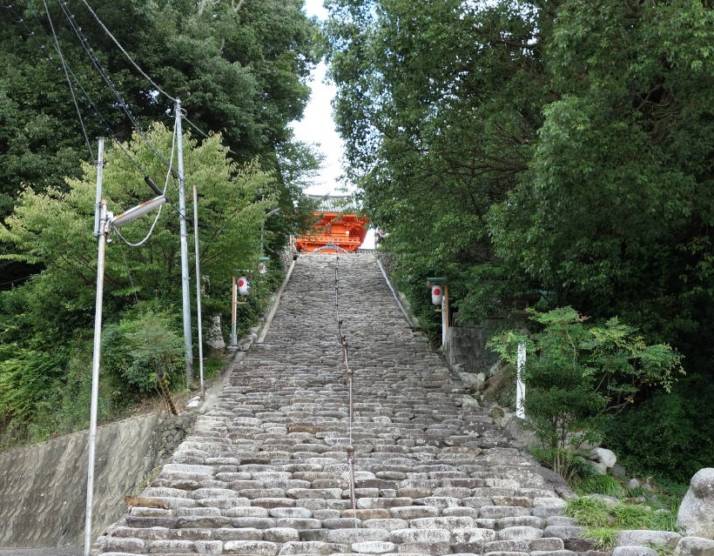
[92,254,570,555]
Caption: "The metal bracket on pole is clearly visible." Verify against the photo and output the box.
[175,98,194,384]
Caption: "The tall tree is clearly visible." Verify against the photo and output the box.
[326,0,549,322]
[0,0,319,282]
[327,0,714,476]
[0,0,318,216]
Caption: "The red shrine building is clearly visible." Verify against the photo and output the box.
[295,195,368,253]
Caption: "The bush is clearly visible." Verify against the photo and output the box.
[531,445,595,483]
[103,308,184,393]
[603,376,714,482]
[0,345,64,428]
[490,307,683,478]
[576,474,626,498]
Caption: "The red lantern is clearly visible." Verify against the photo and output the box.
[431,285,443,305]
[237,276,250,296]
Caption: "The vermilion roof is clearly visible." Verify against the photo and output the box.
[296,211,369,253]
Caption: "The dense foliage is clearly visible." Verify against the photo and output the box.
[0,0,321,445]
[0,0,319,280]
[490,307,682,478]
[326,0,714,478]
[0,126,285,444]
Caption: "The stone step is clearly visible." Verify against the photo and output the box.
[93,255,569,556]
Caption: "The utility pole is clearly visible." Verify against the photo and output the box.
[192,184,205,398]
[84,138,105,556]
[175,98,193,384]
[84,138,167,556]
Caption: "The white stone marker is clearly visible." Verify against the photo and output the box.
[516,342,526,419]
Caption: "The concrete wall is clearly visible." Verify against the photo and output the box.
[0,412,193,548]
[444,323,502,374]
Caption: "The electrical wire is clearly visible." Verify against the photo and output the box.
[41,0,94,160]
[6,2,198,239]
[8,1,238,163]
[112,122,176,247]
[64,61,170,190]
[57,0,173,170]
[6,2,171,201]
[8,1,220,230]
[69,0,238,157]
[78,0,177,103]
[74,0,238,159]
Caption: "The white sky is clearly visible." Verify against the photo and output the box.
[291,0,346,197]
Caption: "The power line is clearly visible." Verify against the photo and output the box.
[57,0,173,171]
[7,1,168,195]
[78,0,177,103]
[7,2,240,163]
[67,65,155,178]
[6,2,196,229]
[41,0,94,160]
[113,123,176,248]
[74,0,238,158]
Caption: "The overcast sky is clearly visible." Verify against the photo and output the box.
[291,0,346,197]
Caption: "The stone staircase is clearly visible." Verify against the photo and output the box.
[94,254,584,556]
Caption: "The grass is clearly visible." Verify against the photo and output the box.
[0,350,231,451]
[203,352,227,380]
[584,528,619,550]
[566,497,678,550]
[575,473,626,498]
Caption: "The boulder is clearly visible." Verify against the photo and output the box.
[592,448,617,469]
[583,494,619,508]
[612,464,627,479]
[628,479,641,490]
[591,461,608,475]
[613,547,658,556]
[674,536,714,556]
[678,469,714,539]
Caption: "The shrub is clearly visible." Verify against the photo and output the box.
[0,345,64,428]
[603,376,714,482]
[576,474,626,498]
[531,445,595,484]
[103,308,184,393]
[489,307,683,478]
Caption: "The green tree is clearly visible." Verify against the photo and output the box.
[1,0,319,280]
[0,124,276,442]
[326,0,548,327]
[490,1,714,359]
[490,307,683,478]
[327,0,714,476]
